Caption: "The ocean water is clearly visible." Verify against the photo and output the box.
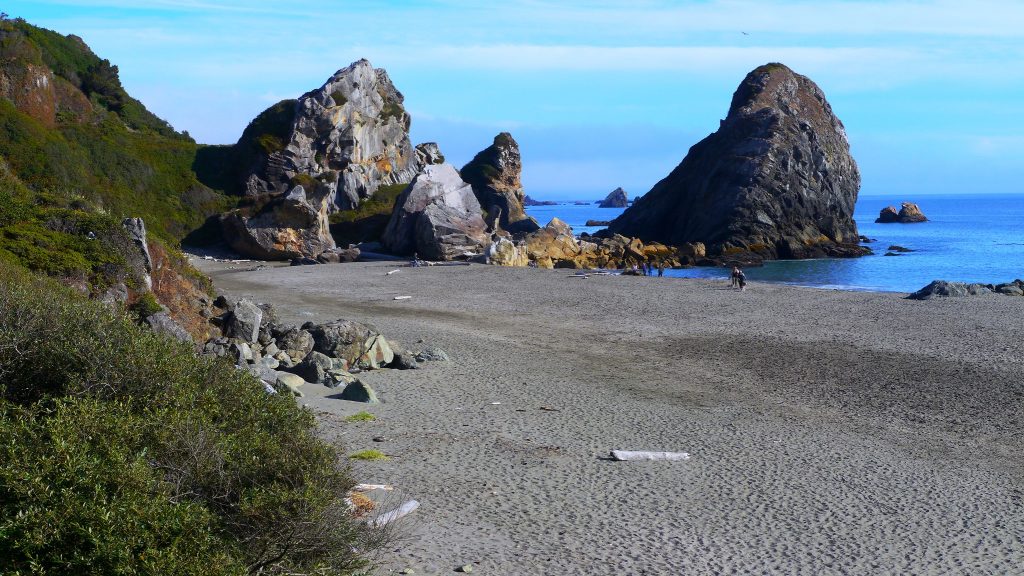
[525,194,1024,293]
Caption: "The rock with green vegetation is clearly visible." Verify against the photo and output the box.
[382,164,489,260]
[0,264,376,574]
[460,132,539,234]
[609,63,869,261]
[340,380,379,404]
[220,183,336,260]
[238,59,418,212]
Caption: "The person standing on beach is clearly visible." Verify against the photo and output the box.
[730,266,740,288]
[657,263,664,277]
[737,267,746,291]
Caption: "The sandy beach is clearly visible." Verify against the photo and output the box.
[194,259,1024,575]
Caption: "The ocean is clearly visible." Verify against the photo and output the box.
[525,194,1024,293]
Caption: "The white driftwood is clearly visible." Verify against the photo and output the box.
[393,296,412,300]
[610,450,690,461]
[352,483,394,492]
[386,269,401,275]
[369,499,420,527]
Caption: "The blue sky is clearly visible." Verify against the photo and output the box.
[7,0,1024,199]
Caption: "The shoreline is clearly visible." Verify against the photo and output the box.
[193,258,1024,574]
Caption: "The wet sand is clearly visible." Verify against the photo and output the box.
[194,259,1024,575]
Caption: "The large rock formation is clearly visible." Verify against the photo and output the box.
[240,59,418,210]
[598,188,629,208]
[221,185,335,260]
[220,59,421,259]
[609,63,868,261]
[460,133,539,233]
[381,164,488,260]
[876,202,927,223]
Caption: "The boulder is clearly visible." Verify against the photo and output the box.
[317,246,360,264]
[995,281,1024,296]
[598,187,628,208]
[290,350,335,383]
[276,327,314,362]
[485,236,529,267]
[907,280,993,300]
[339,380,379,403]
[144,312,193,343]
[460,133,540,234]
[609,63,868,260]
[415,347,451,362]
[381,164,489,260]
[523,218,581,268]
[221,185,336,260]
[391,350,420,370]
[274,371,307,397]
[226,299,263,343]
[876,202,928,223]
[307,319,389,367]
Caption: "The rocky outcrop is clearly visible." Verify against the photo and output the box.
[876,202,927,223]
[220,185,335,260]
[381,164,488,260]
[460,133,539,233]
[240,59,418,211]
[598,188,628,208]
[484,218,687,269]
[523,196,557,206]
[908,279,1024,300]
[609,63,868,262]
[585,220,611,227]
[414,142,445,166]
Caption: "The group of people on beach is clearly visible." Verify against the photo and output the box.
[630,262,665,276]
[730,266,746,290]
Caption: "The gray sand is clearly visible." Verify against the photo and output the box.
[195,259,1024,575]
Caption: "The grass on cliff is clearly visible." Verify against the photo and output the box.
[0,263,381,575]
[328,183,408,246]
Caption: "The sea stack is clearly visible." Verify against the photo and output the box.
[876,202,928,223]
[460,133,540,234]
[219,59,420,259]
[598,188,629,208]
[609,63,868,260]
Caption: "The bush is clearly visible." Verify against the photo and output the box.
[0,265,379,574]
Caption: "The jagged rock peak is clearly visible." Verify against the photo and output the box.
[610,63,867,261]
[599,187,628,208]
[461,132,539,234]
[242,59,419,212]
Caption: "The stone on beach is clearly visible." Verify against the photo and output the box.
[226,299,262,343]
[340,380,379,403]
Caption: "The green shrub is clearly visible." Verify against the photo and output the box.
[328,182,408,246]
[130,291,163,320]
[331,90,347,107]
[0,266,378,574]
[349,449,388,461]
[344,411,376,422]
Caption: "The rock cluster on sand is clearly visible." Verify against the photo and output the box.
[200,297,420,399]
[460,133,540,234]
[486,218,694,269]
[907,279,1024,300]
[221,59,420,260]
[598,188,629,208]
[876,202,928,223]
[381,164,490,260]
[609,63,868,263]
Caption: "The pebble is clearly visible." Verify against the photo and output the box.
[456,565,473,573]
[372,436,387,442]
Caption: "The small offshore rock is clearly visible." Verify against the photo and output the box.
[598,187,628,208]
[415,347,450,362]
[887,245,913,252]
[876,202,928,223]
[339,380,379,403]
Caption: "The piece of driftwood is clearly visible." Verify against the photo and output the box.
[386,269,401,275]
[393,295,412,300]
[352,483,394,492]
[610,450,690,461]
[369,499,420,527]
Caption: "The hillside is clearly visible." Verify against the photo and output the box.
[0,17,228,296]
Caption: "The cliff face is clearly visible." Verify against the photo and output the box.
[460,132,539,234]
[240,59,418,211]
[610,63,866,260]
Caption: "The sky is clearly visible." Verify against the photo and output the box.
[6,0,1024,199]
